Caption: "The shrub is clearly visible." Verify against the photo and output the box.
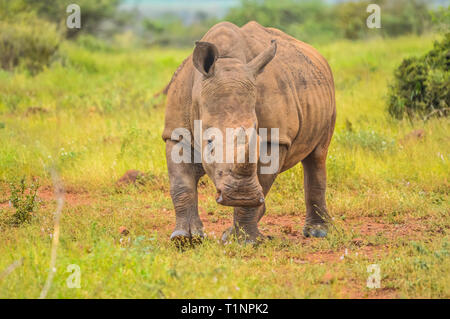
[0,14,62,73]
[9,177,40,225]
[388,33,450,119]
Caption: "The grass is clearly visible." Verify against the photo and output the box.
[0,33,449,298]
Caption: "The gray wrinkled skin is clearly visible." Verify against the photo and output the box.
[162,21,336,245]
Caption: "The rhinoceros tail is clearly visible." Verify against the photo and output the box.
[153,56,190,98]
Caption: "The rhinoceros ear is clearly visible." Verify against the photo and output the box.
[247,39,277,77]
[193,41,219,77]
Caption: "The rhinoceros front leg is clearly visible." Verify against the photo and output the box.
[222,204,267,244]
[166,141,205,244]
[301,146,330,238]
[222,145,287,244]
[221,173,277,244]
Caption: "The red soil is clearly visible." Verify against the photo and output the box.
[2,186,432,299]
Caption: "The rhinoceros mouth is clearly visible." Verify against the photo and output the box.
[215,187,264,207]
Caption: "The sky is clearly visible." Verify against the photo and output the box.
[121,0,240,22]
[120,0,450,23]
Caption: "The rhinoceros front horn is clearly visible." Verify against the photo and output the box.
[247,39,277,77]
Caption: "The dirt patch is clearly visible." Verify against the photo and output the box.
[36,187,93,208]
[3,188,428,246]
[2,188,430,299]
[0,201,10,209]
[347,216,428,241]
[200,210,427,245]
[0,186,89,209]
[344,280,400,299]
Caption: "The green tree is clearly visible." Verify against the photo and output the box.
[0,0,122,37]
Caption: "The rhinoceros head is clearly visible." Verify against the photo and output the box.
[192,40,277,207]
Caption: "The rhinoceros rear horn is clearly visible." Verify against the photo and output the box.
[247,39,277,77]
[193,41,219,77]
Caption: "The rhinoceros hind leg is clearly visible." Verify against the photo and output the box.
[221,227,235,243]
[302,224,328,238]
[301,144,331,238]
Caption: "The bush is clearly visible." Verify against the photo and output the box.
[0,14,62,73]
[388,33,450,119]
[8,177,40,225]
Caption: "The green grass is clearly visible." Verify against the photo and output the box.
[0,34,449,298]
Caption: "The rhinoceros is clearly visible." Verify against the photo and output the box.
[162,21,336,244]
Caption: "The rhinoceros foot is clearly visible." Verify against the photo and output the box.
[170,229,191,246]
[170,228,205,247]
[302,224,328,238]
[221,227,269,245]
[190,229,205,245]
